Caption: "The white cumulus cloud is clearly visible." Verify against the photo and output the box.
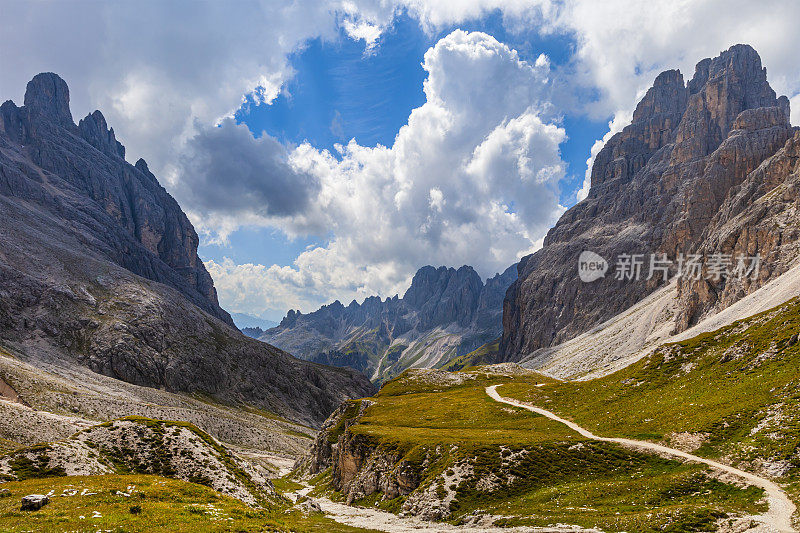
[205,30,566,315]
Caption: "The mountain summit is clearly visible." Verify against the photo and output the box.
[502,44,796,360]
[261,264,517,382]
[2,72,230,324]
[0,73,375,426]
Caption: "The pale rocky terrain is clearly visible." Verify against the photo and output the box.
[0,342,314,459]
[0,417,274,506]
[520,257,800,380]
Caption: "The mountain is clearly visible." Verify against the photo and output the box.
[230,312,278,332]
[0,73,375,428]
[259,264,517,382]
[2,74,232,326]
[502,44,797,361]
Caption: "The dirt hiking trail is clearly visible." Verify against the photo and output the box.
[487,384,797,533]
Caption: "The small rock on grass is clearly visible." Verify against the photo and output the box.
[21,494,50,511]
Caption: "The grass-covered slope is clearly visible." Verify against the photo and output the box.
[438,339,501,371]
[0,475,374,532]
[501,296,800,488]
[305,369,767,532]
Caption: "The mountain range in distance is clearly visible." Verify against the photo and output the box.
[231,312,278,335]
[258,263,516,383]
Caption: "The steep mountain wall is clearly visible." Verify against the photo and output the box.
[0,73,375,427]
[502,44,796,360]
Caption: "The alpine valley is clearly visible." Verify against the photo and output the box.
[2,42,800,533]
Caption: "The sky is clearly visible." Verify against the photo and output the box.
[2,1,800,322]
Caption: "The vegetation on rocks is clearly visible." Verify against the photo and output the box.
[0,417,274,506]
[438,339,500,371]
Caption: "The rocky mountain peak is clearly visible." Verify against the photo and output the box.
[2,73,233,326]
[1,73,376,427]
[503,44,795,361]
[262,263,517,381]
[24,72,74,128]
[78,110,125,159]
[631,69,687,123]
[675,44,782,159]
[404,265,481,306]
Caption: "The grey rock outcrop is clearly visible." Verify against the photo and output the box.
[20,494,49,511]
[502,44,796,360]
[300,399,419,505]
[78,110,125,159]
[674,127,800,328]
[3,418,274,506]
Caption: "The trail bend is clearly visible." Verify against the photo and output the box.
[486,384,797,533]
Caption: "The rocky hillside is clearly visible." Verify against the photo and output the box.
[298,366,771,531]
[260,264,516,383]
[502,44,797,360]
[0,73,375,428]
[0,417,274,506]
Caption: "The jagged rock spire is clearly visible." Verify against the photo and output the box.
[78,110,125,159]
[24,72,73,127]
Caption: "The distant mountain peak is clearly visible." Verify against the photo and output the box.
[262,263,518,382]
[24,72,73,127]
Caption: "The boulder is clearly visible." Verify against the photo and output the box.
[21,494,49,511]
[294,498,323,514]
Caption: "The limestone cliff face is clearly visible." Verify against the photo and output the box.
[502,44,796,360]
[0,73,376,427]
[674,128,800,328]
[301,400,420,505]
[261,264,517,382]
[0,73,229,324]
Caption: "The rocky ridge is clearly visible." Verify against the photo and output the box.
[0,417,274,506]
[502,44,797,360]
[261,265,516,383]
[300,399,426,512]
[0,73,375,429]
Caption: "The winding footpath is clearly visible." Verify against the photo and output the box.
[486,384,798,533]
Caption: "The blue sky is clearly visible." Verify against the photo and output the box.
[199,11,608,287]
